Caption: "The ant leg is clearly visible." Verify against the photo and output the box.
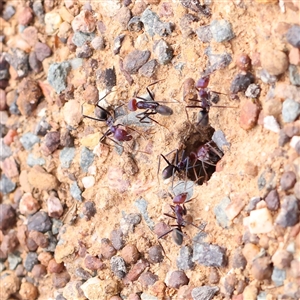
[164,213,176,220]
[158,229,173,239]
[83,115,105,122]
[145,79,166,101]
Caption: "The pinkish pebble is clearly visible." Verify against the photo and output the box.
[18,7,34,25]
[47,194,63,218]
[239,100,260,130]
[19,193,40,215]
[1,156,19,178]
[0,89,7,111]
[3,129,18,145]
[71,10,96,33]
[35,42,52,62]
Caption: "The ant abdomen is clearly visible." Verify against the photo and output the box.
[162,165,174,180]
[156,105,173,116]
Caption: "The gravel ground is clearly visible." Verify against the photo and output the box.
[0,0,300,300]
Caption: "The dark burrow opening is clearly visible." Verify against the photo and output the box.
[182,124,223,185]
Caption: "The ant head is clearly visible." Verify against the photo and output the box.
[195,76,210,89]
[173,193,188,204]
[94,106,109,121]
[128,98,138,111]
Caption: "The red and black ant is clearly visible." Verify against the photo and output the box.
[83,93,132,145]
[158,192,204,245]
[185,74,236,127]
[127,81,173,127]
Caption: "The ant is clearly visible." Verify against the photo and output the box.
[83,93,132,145]
[189,141,223,184]
[185,74,236,127]
[158,192,202,245]
[127,81,173,126]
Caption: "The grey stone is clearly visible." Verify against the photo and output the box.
[60,147,76,168]
[72,31,95,47]
[9,101,21,115]
[286,25,300,48]
[0,174,16,194]
[4,48,29,78]
[69,58,83,70]
[44,231,57,252]
[47,61,71,94]
[80,147,94,172]
[141,8,173,37]
[191,286,219,300]
[0,262,5,272]
[28,211,52,233]
[24,252,39,271]
[70,182,82,201]
[27,153,45,167]
[8,253,22,270]
[212,130,230,151]
[204,48,232,72]
[33,0,44,22]
[192,242,227,267]
[139,59,158,78]
[180,14,199,38]
[3,5,16,21]
[245,197,261,212]
[0,139,12,161]
[113,34,125,55]
[177,246,194,270]
[110,229,125,250]
[34,118,51,136]
[20,133,40,150]
[153,39,173,65]
[289,65,300,86]
[257,291,267,300]
[52,218,63,235]
[110,256,126,279]
[210,19,234,43]
[75,267,92,280]
[272,267,286,286]
[76,44,93,58]
[282,98,300,123]
[134,198,154,230]
[214,197,230,228]
[256,69,277,84]
[120,212,142,235]
[123,50,151,74]
[245,83,261,98]
[196,25,212,43]
[230,72,255,94]
[275,195,299,227]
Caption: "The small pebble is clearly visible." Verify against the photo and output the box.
[214,197,230,228]
[271,267,286,286]
[289,65,300,86]
[18,7,34,25]
[153,39,174,65]
[60,147,76,168]
[19,281,38,300]
[236,53,251,71]
[29,230,49,248]
[257,68,277,84]
[245,84,260,98]
[0,271,20,299]
[282,98,300,123]
[32,0,44,22]
[42,131,60,155]
[272,249,293,269]
[76,44,93,58]
[128,16,143,32]
[27,211,52,233]
[38,252,53,266]
[120,244,140,264]
[275,195,299,227]
[123,50,151,74]
[80,147,94,172]
[82,201,96,220]
[47,62,71,94]
[91,36,105,50]
[289,47,300,65]
[20,132,40,150]
[1,231,19,255]
[210,19,234,42]
[286,25,300,48]
[230,72,255,94]
[212,130,230,151]
[239,100,260,130]
[192,243,227,267]
[138,59,158,77]
[2,156,19,178]
[26,237,38,251]
[290,259,300,278]
[251,256,272,280]
[101,238,117,259]
[196,25,212,43]
[123,259,149,284]
[27,154,46,167]
[248,208,273,234]
[35,42,52,61]
[148,245,164,263]
[48,258,64,274]
[110,256,127,279]
[224,273,238,297]
[75,267,92,280]
[243,285,258,300]
[62,280,85,300]
[47,194,64,218]
[24,252,39,271]
[52,271,71,288]
[72,31,95,47]
[139,272,158,287]
[84,255,105,271]
[261,48,288,76]
[263,116,280,133]
[176,246,194,270]
[3,5,16,21]
[264,189,280,211]
[70,181,82,201]
[8,253,22,270]
[71,10,96,33]
[166,270,189,289]
[179,14,199,37]
[110,229,125,250]
[280,171,296,190]
[232,248,247,269]
[191,286,219,300]
[0,204,17,230]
